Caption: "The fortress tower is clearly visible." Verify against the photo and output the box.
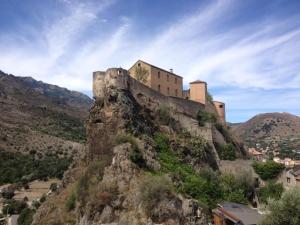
[213,101,226,124]
[189,80,207,105]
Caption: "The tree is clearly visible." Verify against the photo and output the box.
[252,161,285,180]
[134,66,149,84]
[260,187,300,225]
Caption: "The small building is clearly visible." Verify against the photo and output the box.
[129,60,183,98]
[248,148,263,161]
[212,202,262,225]
[285,165,300,188]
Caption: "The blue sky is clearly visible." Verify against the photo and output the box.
[1,0,300,122]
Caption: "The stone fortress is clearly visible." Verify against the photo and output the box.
[93,59,226,124]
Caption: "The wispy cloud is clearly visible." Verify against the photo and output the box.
[0,0,299,121]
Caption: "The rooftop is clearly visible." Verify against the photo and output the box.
[129,60,183,78]
[214,202,263,225]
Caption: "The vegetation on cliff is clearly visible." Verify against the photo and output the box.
[153,133,254,209]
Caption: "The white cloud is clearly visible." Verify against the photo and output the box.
[0,0,300,122]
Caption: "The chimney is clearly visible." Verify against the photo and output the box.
[170,68,173,73]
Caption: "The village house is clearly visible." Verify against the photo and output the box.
[212,202,263,225]
[128,60,226,123]
[248,148,265,162]
[283,165,300,188]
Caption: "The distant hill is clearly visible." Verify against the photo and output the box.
[231,112,300,159]
[0,70,93,158]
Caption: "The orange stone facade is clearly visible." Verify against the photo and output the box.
[128,60,226,123]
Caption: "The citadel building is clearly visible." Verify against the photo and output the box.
[129,60,226,123]
[93,60,226,124]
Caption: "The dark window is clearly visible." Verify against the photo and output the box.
[287,177,291,183]
[167,87,170,95]
[219,105,223,108]
[158,71,160,79]
[175,77,177,84]
[167,74,169,81]
[138,63,141,67]
[175,89,178,97]
[158,85,161,92]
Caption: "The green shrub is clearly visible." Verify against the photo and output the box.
[1,189,14,199]
[139,175,173,216]
[3,200,27,215]
[217,143,237,160]
[116,133,138,150]
[76,174,89,205]
[50,183,58,192]
[158,104,171,125]
[215,123,232,143]
[252,161,285,180]
[197,111,217,126]
[129,148,146,168]
[259,187,300,225]
[17,208,35,225]
[259,181,284,204]
[65,192,76,211]
[207,93,213,102]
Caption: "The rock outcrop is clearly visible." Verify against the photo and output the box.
[32,68,245,225]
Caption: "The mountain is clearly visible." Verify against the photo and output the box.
[231,112,300,159]
[0,70,93,158]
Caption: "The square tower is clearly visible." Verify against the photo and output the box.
[189,80,207,105]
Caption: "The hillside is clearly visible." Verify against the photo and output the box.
[0,70,93,158]
[231,112,300,159]
[31,68,249,225]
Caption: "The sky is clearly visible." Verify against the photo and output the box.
[0,0,300,122]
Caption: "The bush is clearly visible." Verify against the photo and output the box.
[217,143,237,160]
[259,181,284,204]
[139,175,173,216]
[260,187,300,225]
[197,111,217,126]
[3,200,27,215]
[158,104,171,125]
[65,192,76,211]
[129,148,146,168]
[1,189,14,199]
[17,208,35,225]
[39,194,46,203]
[76,174,89,205]
[32,200,41,209]
[50,183,58,192]
[116,133,138,150]
[252,161,285,180]
[215,123,232,143]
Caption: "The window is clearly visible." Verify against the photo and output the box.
[167,87,170,95]
[167,74,169,81]
[158,71,160,79]
[175,89,178,97]
[158,85,161,92]
[138,63,141,67]
[287,177,291,183]
[175,77,177,84]
[219,105,223,108]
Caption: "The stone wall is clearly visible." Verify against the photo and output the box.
[93,68,205,119]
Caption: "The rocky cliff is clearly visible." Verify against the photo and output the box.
[32,68,245,225]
